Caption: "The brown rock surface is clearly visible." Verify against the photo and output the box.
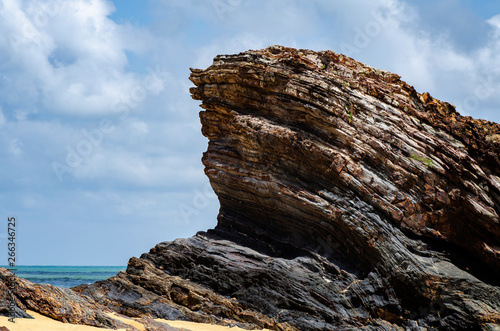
[189,46,500,274]
[0,267,135,329]
[74,256,294,330]
[80,46,500,330]
[188,45,499,329]
[1,46,499,330]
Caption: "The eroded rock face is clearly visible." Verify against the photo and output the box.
[74,255,294,330]
[190,46,500,275]
[0,267,184,330]
[80,46,499,330]
[2,46,499,330]
[0,267,131,329]
[186,46,500,329]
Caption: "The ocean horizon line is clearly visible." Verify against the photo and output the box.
[0,265,127,288]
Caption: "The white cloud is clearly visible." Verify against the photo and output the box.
[0,107,5,126]
[10,138,23,156]
[127,120,149,136]
[486,14,500,35]
[0,0,157,116]
[71,150,205,188]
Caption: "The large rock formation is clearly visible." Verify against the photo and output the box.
[187,45,500,330]
[86,46,500,330]
[2,46,500,330]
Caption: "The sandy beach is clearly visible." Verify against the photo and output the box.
[0,311,269,331]
[159,320,264,331]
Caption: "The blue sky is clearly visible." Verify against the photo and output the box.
[0,0,499,266]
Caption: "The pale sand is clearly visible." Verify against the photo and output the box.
[0,311,270,331]
[0,310,107,331]
[157,320,271,331]
[106,312,146,330]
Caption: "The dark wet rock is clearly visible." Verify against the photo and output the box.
[74,255,295,330]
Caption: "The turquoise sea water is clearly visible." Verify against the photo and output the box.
[1,266,126,288]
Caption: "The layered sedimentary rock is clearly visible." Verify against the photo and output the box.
[187,45,500,330]
[0,267,131,329]
[85,46,499,330]
[0,267,183,330]
[74,256,292,330]
[2,46,500,330]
